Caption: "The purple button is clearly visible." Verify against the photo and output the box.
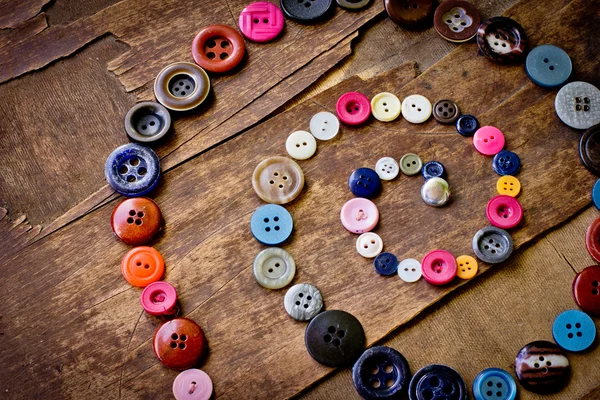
[173,369,213,400]
[239,2,285,43]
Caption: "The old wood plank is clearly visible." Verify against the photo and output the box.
[0,0,48,29]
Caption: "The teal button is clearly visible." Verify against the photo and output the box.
[526,44,572,88]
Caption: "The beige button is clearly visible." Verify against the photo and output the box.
[401,95,432,124]
[253,247,296,289]
[252,156,305,204]
[356,232,383,258]
[371,92,401,122]
[285,131,317,160]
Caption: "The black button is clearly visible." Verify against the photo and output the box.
[352,346,411,399]
[422,161,446,180]
[409,364,467,400]
[579,124,600,176]
[280,0,335,23]
[455,114,479,137]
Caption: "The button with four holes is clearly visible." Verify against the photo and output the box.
[401,95,432,124]
[434,0,480,43]
[250,204,293,245]
[154,62,211,112]
[556,82,600,130]
[472,226,513,264]
[280,0,335,23]
[526,44,572,88]
[476,17,527,63]
[400,153,423,176]
[340,198,379,234]
[398,258,422,283]
[286,130,317,160]
[192,25,245,73]
[409,364,467,400]
[371,92,402,122]
[486,195,523,229]
[514,341,570,394]
[374,252,399,276]
[493,150,521,176]
[111,197,163,245]
[253,247,296,289]
[473,126,505,156]
[433,99,460,124]
[105,143,161,197]
[352,346,411,399]
[422,161,446,180]
[572,265,600,316]
[337,92,371,125]
[141,281,178,316]
[421,249,457,285]
[239,2,285,43]
[121,246,165,287]
[356,232,383,258]
[252,156,305,204]
[284,283,323,321]
[456,114,479,137]
[384,0,434,27]
[310,111,340,141]
[125,102,171,143]
[552,310,596,352]
[173,369,213,400]
[376,157,400,181]
[497,175,521,197]
[472,368,517,400]
[585,217,600,262]
[153,318,207,370]
[349,168,382,198]
[455,255,478,280]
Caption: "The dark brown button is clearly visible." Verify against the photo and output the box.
[152,318,207,370]
[433,99,460,124]
[434,0,480,42]
[384,0,434,28]
[111,197,162,246]
[191,24,245,74]
[573,266,600,316]
[579,124,600,175]
[154,62,210,112]
[476,17,527,63]
[124,102,171,143]
[514,341,570,393]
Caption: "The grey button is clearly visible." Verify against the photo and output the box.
[421,177,450,207]
[336,0,371,10]
[253,248,296,289]
[284,283,323,321]
[125,102,171,143]
[472,226,513,263]
[400,153,423,175]
[555,81,600,130]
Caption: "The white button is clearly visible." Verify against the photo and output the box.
[286,130,317,160]
[401,95,432,124]
[309,111,340,141]
[253,247,296,289]
[375,157,400,180]
[371,92,401,122]
[356,232,383,258]
[283,283,323,321]
[398,258,422,282]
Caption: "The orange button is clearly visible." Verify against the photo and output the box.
[456,255,478,280]
[121,246,165,287]
[111,197,162,245]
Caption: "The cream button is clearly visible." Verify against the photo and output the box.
[401,95,432,124]
[310,111,340,141]
[356,232,383,258]
[375,157,400,180]
[253,247,296,289]
[286,130,317,160]
[398,258,422,282]
[371,92,401,122]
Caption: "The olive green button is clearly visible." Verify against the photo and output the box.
[400,153,423,176]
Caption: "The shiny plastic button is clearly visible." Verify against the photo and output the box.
[400,153,423,176]
[310,111,340,141]
[111,197,163,245]
[337,0,371,10]
[514,341,570,394]
[349,167,382,198]
[337,92,371,125]
[476,17,527,63]
[253,247,296,289]
[374,252,399,276]
[286,130,317,160]
[409,364,467,400]
[105,143,161,197]
[281,0,335,23]
[586,217,600,262]
[284,283,323,321]
[579,124,600,175]
[486,195,523,229]
[239,2,285,43]
[492,150,520,176]
[141,281,178,316]
[472,226,513,264]
[173,369,213,400]
[371,92,401,122]
[421,177,450,207]
[456,255,478,280]
[421,249,457,285]
[153,318,207,370]
[496,175,521,197]
[154,62,210,112]
[552,310,596,352]
[250,204,293,245]
[433,99,460,124]
[555,81,600,130]
[191,25,245,73]
[121,246,165,287]
[526,44,572,88]
[125,102,171,143]
[422,161,446,180]
[375,157,400,181]
[385,0,434,28]
[593,179,600,210]
[456,114,479,137]
[472,368,517,400]
[473,126,505,156]
[340,198,379,234]
[434,0,480,43]
[572,266,600,316]
[352,346,411,399]
[356,232,383,258]
[252,156,305,204]
[401,95,432,124]
[398,258,422,283]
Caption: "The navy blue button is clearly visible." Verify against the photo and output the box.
[374,253,399,276]
[352,346,410,399]
[422,161,446,180]
[526,45,572,88]
[472,368,517,400]
[593,179,600,210]
[492,150,521,176]
[250,204,293,245]
[552,309,596,352]
[456,114,479,137]
[105,143,160,197]
[409,364,467,400]
[349,168,382,198]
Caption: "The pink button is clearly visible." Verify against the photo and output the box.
[239,2,284,43]
[340,198,379,234]
[486,195,523,229]
[473,126,505,155]
[336,92,371,125]
[421,250,457,285]
[173,369,213,400]
[140,281,178,316]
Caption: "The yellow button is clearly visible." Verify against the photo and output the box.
[496,175,521,197]
[371,92,401,122]
[456,255,478,279]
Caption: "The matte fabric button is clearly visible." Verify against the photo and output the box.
[434,0,480,43]
[191,25,245,73]
[579,124,600,175]
[472,368,517,400]
[349,168,382,198]
[286,130,317,160]
[398,258,422,283]
[432,99,460,124]
[456,114,479,137]
[492,150,520,176]
[586,217,600,262]
[408,364,467,400]
[556,82,600,130]
[421,249,457,285]
[173,369,213,400]
[239,2,284,43]
[401,95,432,124]
[552,310,596,352]
[486,195,523,229]
[514,341,570,394]
[384,0,434,28]
[497,175,520,197]
[337,92,371,125]
[253,247,296,289]
[111,197,163,245]
[305,310,365,367]
[476,17,527,63]
[340,198,379,234]
[376,157,400,181]
[105,143,161,197]
[572,266,600,316]
[371,92,401,122]
[337,0,370,10]
[141,281,177,316]
[125,102,171,143]
[472,226,513,264]
[421,177,450,207]
[526,45,572,88]
[352,346,411,400]
[154,62,210,112]
[280,0,334,23]
[310,111,340,140]
[473,126,505,156]
[284,283,323,321]
[593,179,600,210]
[455,255,478,280]
[422,161,446,180]
[153,318,207,370]
[374,252,399,276]
[121,246,165,287]
[356,232,383,258]
[252,156,305,204]
[400,153,423,176]
[250,204,293,245]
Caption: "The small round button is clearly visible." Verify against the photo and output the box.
[496,175,521,197]
[586,217,600,262]
[153,318,207,370]
[253,247,296,289]
[421,177,450,207]
[239,2,285,43]
[105,143,161,197]
[476,17,527,63]
[455,255,478,280]
[286,130,317,160]
[472,226,513,264]
[579,124,600,175]
[514,341,570,393]
[556,82,600,130]
[374,252,399,276]
[337,92,371,125]
[284,283,323,321]
[486,195,523,229]
[593,179,600,210]
[252,156,305,204]
[111,197,163,245]
[434,0,480,43]
[422,161,446,180]
[280,0,335,23]
[371,92,402,122]
[572,265,600,316]
[526,44,572,88]
[141,281,178,316]
[121,246,165,287]
[456,114,479,137]
[340,198,379,234]
[409,364,467,400]
[401,95,432,124]
[421,249,457,285]
[432,99,460,124]
[472,368,517,400]
[250,204,293,245]
[352,346,411,399]
[398,258,422,283]
[385,0,434,28]
[492,150,520,176]
[552,309,596,352]
[349,168,382,198]
[124,102,171,143]
[473,126,505,156]
[356,232,383,258]
[375,157,400,181]
[173,369,213,400]
[310,111,340,140]
[154,62,210,112]
[191,25,245,73]
[400,153,423,176]
[337,0,371,10]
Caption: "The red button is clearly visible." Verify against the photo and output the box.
[336,92,371,125]
[111,197,163,245]
[573,266,600,316]
[586,217,600,262]
[141,281,177,316]
[192,24,245,73]
[421,249,457,285]
[486,195,523,229]
[153,318,207,370]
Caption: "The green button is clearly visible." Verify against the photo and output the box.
[400,153,423,175]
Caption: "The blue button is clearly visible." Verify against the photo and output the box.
[104,143,161,196]
[250,204,293,245]
[526,45,572,88]
[409,364,467,400]
[422,161,446,180]
[472,368,517,400]
[352,346,410,399]
[592,179,600,210]
[349,168,382,198]
[492,150,521,176]
[552,309,596,352]
[456,114,479,137]
[374,252,399,276]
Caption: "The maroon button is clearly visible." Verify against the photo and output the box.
[384,0,434,28]
[153,318,208,370]
[433,0,480,43]
[476,17,527,63]
[111,198,163,246]
[573,266,600,316]
[585,217,600,262]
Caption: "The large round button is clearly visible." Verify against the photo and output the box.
[121,246,165,287]
[250,204,293,245]
[556,82,600,130]
[284,283,323,321]
[400,153,423,176]
[472,368,517,400]
[141,281,178,316]
[286,130,317,160]
[585,217,600,262]
[371,92,401,122]
[486,195,523,229]
[401,95,432,124]
[434,0,480,43]
[352,346,411,399]
[154,62,210,111]
[356,232,383,258]
[191,25,245,73]
[552,310,596,352]
[492,150,520,176]
[421,177,450,207]
[337,0,371,10]
[472,226,513,264]
[340,198,379,234]
[124,102,171,143]
[422,161,446,180]
[239,2,285,43]
[421,249,457,285]
[579,124,600,175]
[398,258,422,283]
[514,341,570,393]
[473,126,505,156]
[572,265,600,316]
[305,310,365,367]
[153,318,207,370]
[280,0,335,23]
[456,114,479,137]
[252,156,305,204]
[337,92,371,125]
[375,157,400,181]
[476,17,527,63]
[496,175,521,197]
[349,168,382,198]
[408,364,467,400]
[111,197,163,245]
[253,247,296,289]
[173,369,213,400]
[384,0,434,28]
[526,44,572,88]
[455,255,478,280]
[432,99,460,124]
[310,111,340,141]
[105,143,161,197]
[374,252,399,276]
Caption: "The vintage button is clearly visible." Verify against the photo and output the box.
[586,217,600,262]
[309,111,340,141]
[284,283,323,321]
[340,198,379,234]
[472,226,513,264]
[141,281,177,316]
[111,197,163,245]
[593,179,600,210]
[252,156,305,204]
[337,0,371,10]
[286,130,317,160]
[432,99,460,124]
[191,25,245,73]
[473,126,505,156]
[305,310,365,367]
[121,246,165,287]
[472,368,517,400]
[374,252,399,276]
[492,150,520,176]
[352,346,411,399]
[486,195,523,230]
[398,258,422,283]
[173,369,213,400]
[349,168,382,198]
[401,95,432,124]
[579,124,600,175]
[371,92,402,122]
[253,247,296,289]
[421,249,457,285]
[375,157,400,181]
[124,102,171,143]
[572,265,600,316]
[476,17,527,63]
[153,318,207,370]
[154,62,210,112]
[552,310,596,352]
[496,175,521,197]
[514,340,570,393]
[456,114,479,137]
[526,45,572,88]
[455,255,478,280]
[556,82,600,130]
[280,0,334,23]
[356,232,383,258]
[384,0,434,28]
[409,364,467,400]
[421,161,446,180]
[239,2,284,43]
[250,204,293,245]
[337,92,371,125]
[434,0,480,43]
[421,177,450,207]
[400,153,423,176]
[105,143,161,197]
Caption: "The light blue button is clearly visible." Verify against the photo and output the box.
[472,368,517,400]
[592,179,600,210]
[250,204,293,245]
[552,309,596,352]
[526,44,572,88]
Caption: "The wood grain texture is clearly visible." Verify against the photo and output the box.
[0,0,48,28]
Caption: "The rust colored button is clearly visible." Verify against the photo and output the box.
[192,24,245,73]
[252,156,305,204]
[434,0,480,42]
[573,266,600,316]
[154,62,211,112]
[153,318,208,370]
[476,17,527,63]
[586,217,600,262]
[384,0,434,28]
[111,197,163,246]
[121,246,165,287]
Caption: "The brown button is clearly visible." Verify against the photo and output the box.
[111,197,162,246]
[192,24,245,74]
[384,0,434,28]
[477,17,527,63]
[154,62,210,112]
[252,156,305,204]
[152,318,207,370]
[434,0,480,42]
[433,99,460,124]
